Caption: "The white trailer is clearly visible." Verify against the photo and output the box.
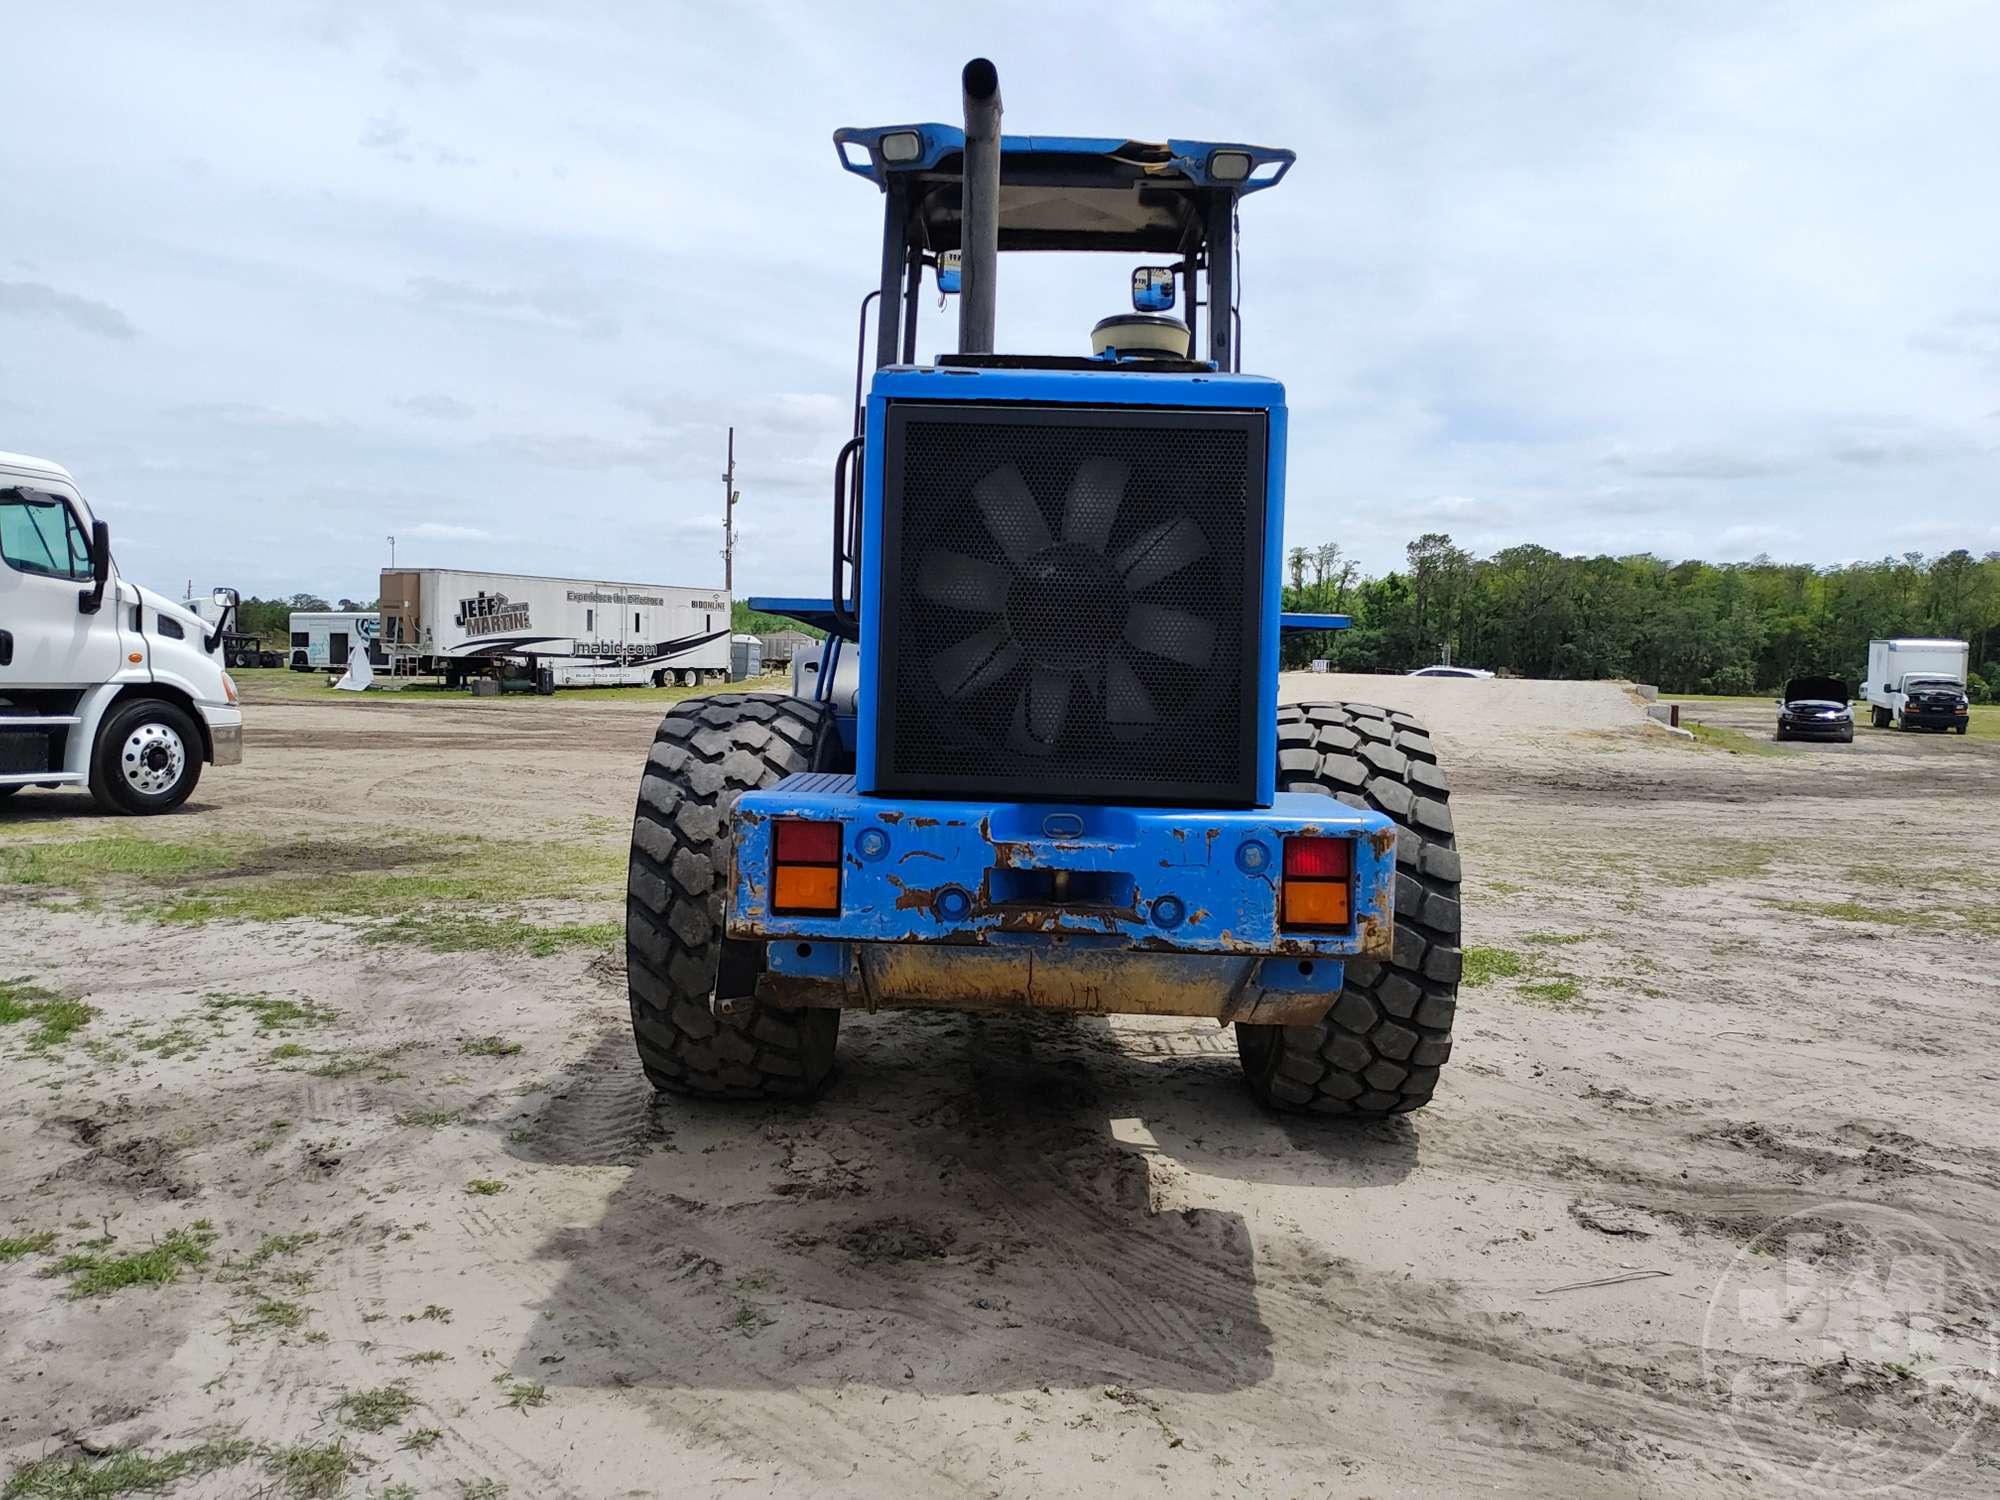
[287,610,385,671]
[1862,638,1971,731]
[378,568,730,687]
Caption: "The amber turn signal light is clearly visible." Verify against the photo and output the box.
[772,818,841,914]
[1282,836,1352,929]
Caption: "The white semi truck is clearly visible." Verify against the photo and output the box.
[1,451,242,813]
[378,568,730,687]
[1862,638,1972,732]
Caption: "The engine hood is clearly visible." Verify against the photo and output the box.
[1783,675,1849,706]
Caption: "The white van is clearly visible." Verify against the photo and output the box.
[0,451,242,813]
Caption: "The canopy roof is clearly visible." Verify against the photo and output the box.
[833,123,1294,255]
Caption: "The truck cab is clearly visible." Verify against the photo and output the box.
[0,450,242,813]
[1862,638,1972,733]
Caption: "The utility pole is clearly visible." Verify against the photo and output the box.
[722,427,739,595]
[388,535,396,569]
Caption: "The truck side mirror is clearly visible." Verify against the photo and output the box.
[206,586,240,652]
[936,250,961,295]
[78,519,111,614]
[1882,683,1893,693]
[1132,266,1176,312]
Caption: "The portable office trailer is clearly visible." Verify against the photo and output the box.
[288,610,386,671]
[378,569,731,687]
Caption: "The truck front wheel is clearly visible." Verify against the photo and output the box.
[1237,702,1461,1117]
[626,693,839,1098]
[90,699,204,816]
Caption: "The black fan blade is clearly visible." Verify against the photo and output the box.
[1060,457,1127,553]
[973,464,1052,567]
[1019,668,1071,748]
[918,550,1010,614]
[929,626,1021,700]
[1116,516,1209,592]
[1125,603,1215,667]
[1104,646,1158,730]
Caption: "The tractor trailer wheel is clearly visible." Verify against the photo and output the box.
[1236,702,1461,1116]
[89,698,204,816]
[626,692,839,1098]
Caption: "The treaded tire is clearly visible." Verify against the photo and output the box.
[89,698,203,816]
[1236,701,1461,1116]
[626,692,840,1099]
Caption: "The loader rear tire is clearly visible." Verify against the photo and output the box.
[626,693,840,1099]
[1237,702,1461,1117]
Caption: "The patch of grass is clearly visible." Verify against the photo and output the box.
[0,980,96,1050]
[0,1230,57,1263]
[235,1296,309,1332]
[268,1042,308,1061]
[460,1035,524,1058]
[305,1053,375,1079]
[1768,899,1924,926]
[464,1179,507,1197]
[336,1383,416,1432]
[397,1429,443,1453]
[411,1303,453,1323]
[1521,931,1592,946]
[203,992,335,1032]
[1485,878,1526,895]
[231,1231,319,1272]
[262,1441,357,1499]
[1683,720,1790,758]
[1,1439,256,1498]
[1516,978,1586,1008]
[499,1380,549,1413]
[1659,838,1776,887]
[141,838,622,930]
[50,1222,217,1298]
[0,837,235,889]
[459,1482,508,1500]
[369,913,621,957]
[1461,948,1525,987]
[398,1107,464,1129]
[398,1350,450,1365]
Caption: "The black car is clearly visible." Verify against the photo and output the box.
[1776,675,1854,743]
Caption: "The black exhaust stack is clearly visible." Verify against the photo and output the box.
[958,58,1001,356]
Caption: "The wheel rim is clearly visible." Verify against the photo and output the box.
[121,720,187,796]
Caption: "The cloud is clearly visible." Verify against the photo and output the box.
[392,393,475,420]
[409,276,617,339]
[1606,442,1789,480]
[164,401,345,433]
[0,281,136,340]
[402,521,490,540]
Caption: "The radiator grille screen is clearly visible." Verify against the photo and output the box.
[873,401,1266,804]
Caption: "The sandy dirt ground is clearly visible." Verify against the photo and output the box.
[3,674,1997,1497]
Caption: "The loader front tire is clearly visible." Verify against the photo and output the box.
[626,693,839,1099]
[1237,702,1462,1117]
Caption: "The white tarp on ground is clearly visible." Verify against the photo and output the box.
[335,646,375,692]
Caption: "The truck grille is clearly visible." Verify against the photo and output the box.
[873,401,1266,804]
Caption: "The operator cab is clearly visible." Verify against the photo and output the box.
[832,118,1294,375]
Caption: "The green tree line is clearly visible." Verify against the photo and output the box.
[1283,536,2000,700]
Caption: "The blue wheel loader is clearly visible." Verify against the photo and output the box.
[625,60,1461,1116]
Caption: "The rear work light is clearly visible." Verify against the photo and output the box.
[771,818,842,915]
[1282,835,1352,929]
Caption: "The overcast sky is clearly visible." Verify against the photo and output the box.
[4,1,1997,602]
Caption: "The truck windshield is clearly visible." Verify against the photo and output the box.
[0,488,92,580]
[1906,677,1963,690]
